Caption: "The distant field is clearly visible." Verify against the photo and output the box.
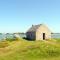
[0,39,60,60]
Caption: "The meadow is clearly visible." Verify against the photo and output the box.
[0,38,60,60]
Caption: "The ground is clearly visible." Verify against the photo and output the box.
[0,38,60,60]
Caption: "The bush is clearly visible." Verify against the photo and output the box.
[6,37,18,42]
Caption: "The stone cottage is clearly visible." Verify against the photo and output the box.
[26,24,51,40]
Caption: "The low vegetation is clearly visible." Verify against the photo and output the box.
[0,38,60,60]
[0,41,9,48]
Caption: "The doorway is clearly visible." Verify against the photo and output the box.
[43,33,45,40]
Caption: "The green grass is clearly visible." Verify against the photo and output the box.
[0,38,60,60]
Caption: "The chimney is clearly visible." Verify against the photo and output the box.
[32,25,34,27]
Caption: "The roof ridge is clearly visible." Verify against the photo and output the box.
[27,24,41,32]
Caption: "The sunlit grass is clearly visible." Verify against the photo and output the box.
[0,38,60,60]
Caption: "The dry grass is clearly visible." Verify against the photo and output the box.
[0,39,60,60]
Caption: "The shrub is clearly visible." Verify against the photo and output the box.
[6,37,18,42]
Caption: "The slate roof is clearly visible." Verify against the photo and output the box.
[27,24,43,32]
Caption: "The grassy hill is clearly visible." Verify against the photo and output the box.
[0,39,60,60]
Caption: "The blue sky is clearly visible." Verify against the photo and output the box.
[0,0,60,33]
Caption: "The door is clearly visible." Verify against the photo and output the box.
[43,33,45,40]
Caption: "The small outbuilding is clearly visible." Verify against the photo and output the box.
[26,24,51,40]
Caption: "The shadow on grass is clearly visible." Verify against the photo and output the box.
[23,37,35,41]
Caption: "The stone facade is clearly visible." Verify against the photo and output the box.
[26,24,51,40]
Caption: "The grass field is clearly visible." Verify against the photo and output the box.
[0,38,60,60]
